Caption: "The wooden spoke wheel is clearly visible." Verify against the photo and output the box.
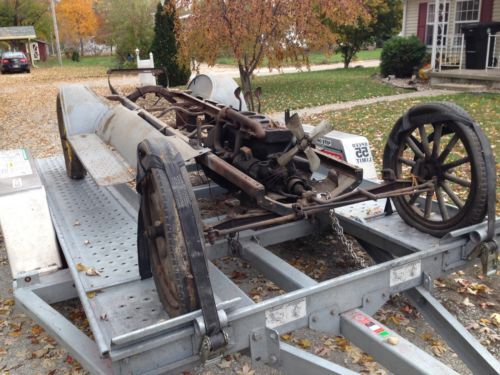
[137,143,202,317]
[383,103,488,237]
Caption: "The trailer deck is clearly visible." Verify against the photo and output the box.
[11,156,500,374]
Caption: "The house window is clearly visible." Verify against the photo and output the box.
[426,2,450,46]
[455,0,481,34]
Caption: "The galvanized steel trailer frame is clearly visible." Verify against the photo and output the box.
[13,156,500,375]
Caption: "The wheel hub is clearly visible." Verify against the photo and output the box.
[412,158,443,182]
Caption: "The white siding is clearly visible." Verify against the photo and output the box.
[493,0,500,21]
[404,0,430,37]
[404,1,500,37]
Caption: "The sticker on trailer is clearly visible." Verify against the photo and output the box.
[390,260,422,287]
[265,298,306,328]
[301,125,378,180]
[0,149,32,179]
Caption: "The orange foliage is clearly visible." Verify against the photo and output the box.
[179,0,367,94]
[57,0,98,53]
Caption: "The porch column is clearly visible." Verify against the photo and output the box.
[431,0,440,71]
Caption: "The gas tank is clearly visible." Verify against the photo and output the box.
[187,74,248,111]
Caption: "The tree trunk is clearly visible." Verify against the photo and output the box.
[80,38,84,57]
[343,47,354,69]
[239,64,254,111]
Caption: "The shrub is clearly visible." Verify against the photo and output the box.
[380,36,426,78]
[150,1,190,87]
[71,51,80,62]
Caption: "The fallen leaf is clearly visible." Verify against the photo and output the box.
[405,326,416,334]
[386,336,399,345]
[297,338,312,349]
[31,325,44,335]
[431,341,447,357]
[236,364,255,375]
[465,322,480,330]
[462,297,474,307]
[31,348,49,359]
[85,268,101,276]
[479,302,496,310]
[76,263,89,272]
[490,313,500,327]
[479,318,491,326]
[218,359,232,369]
[280,333,292,341]
[314,346,331,357]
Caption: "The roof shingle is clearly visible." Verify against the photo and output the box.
[0,26,37,40]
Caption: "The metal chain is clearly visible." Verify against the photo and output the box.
[329,209,368,268]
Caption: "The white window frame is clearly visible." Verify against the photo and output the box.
[454,0,481,36]
[426,1,450,46]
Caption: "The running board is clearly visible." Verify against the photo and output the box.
[69,134,134,185]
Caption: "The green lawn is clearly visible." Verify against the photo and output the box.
[253,67,407,113]
[216,49,382,66]
[36,55,117,69]
[301,92,500,212]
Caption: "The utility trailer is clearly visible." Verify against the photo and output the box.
[1,74,498,374]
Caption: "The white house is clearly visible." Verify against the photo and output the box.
[401,0,500,74]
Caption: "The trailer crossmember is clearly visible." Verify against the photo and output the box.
[8,156,498,374]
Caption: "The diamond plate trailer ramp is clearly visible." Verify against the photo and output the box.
[11,156,500,375]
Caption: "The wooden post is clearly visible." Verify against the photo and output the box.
[50,0,62,66]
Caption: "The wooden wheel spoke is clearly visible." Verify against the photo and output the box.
[405,135,425,159]
[418,125,431,158]
[438,134,459,162]
[424,192,433,219]
[435,187,450,220]
[442,156,470,171]
[408,192,420,205]
[444,172,471,188]
[432,124,443,158]
[398,157,416,166]
[440,181,465,208]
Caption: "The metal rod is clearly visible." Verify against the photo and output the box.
[111,297,241,347]
[15,289,113,374]
[406,287,500,374]
[486,32,492,69]
[340,309,458,375]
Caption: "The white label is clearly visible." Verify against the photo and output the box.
[390,260,422,287]
[12,178,23,189]
[0,149,32,179]
[265,298,306,329]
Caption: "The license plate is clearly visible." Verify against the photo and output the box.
[13,64,19,68]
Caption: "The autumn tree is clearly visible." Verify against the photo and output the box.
[151,1,190,86]
[323,0,402,68]
[57,0,98,56]
[179,0,366,109]
[98,0,157,63]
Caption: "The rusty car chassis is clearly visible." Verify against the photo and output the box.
[4,72,497,374]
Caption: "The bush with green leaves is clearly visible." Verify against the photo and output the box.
[380,36,426,78]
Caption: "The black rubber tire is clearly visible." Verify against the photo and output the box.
[383,102,488,237]
[138,155,201,317]
[56,93,86,179]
